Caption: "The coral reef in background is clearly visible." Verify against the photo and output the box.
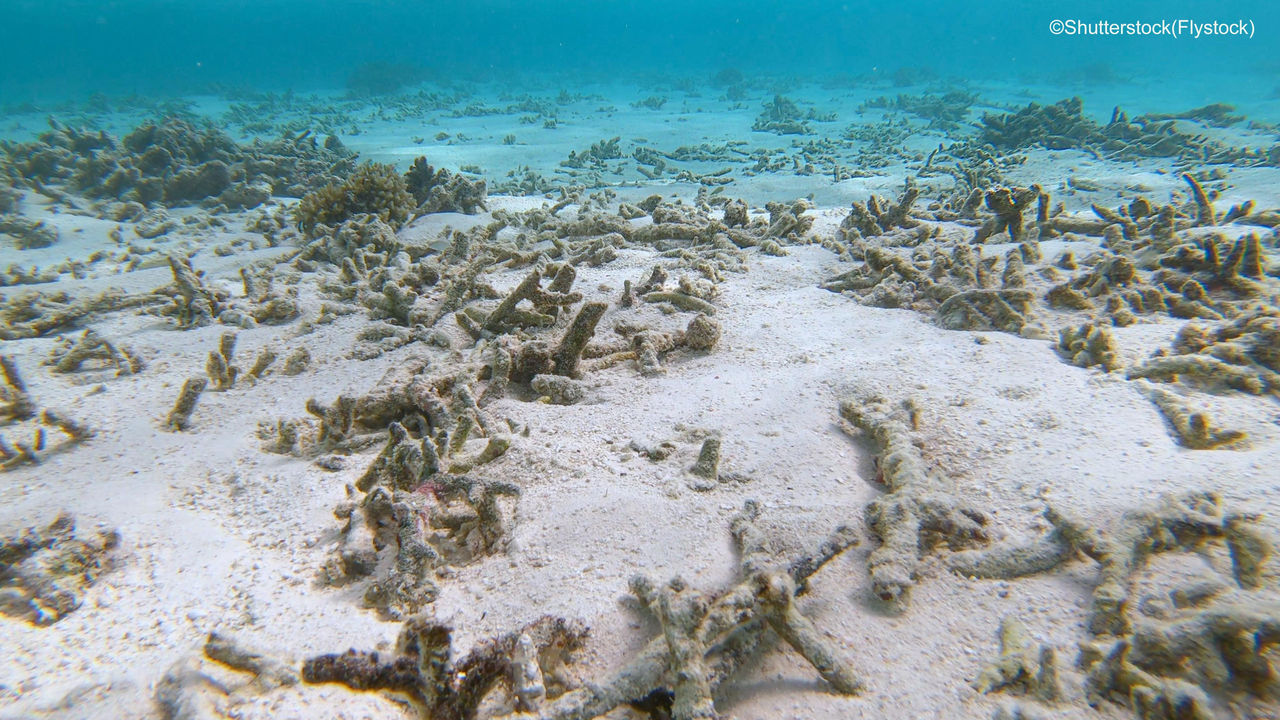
[978,97,1280,166]
[345,61,429,97]
[3,118,356,212]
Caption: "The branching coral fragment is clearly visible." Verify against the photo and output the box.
[45,329,143,376]
[1140,384,1246,450]
[950,492,1258,637]
[166,255,224,328]
[304,615,587,720]
[838,395,989,606]
[491,502,861,720]
[974,186,1041,244]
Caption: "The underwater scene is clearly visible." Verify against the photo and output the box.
[4,0,1280,718]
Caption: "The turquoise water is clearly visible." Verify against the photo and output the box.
[3,0,1278,104]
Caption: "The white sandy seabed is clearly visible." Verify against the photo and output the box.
[2,84,1280,720]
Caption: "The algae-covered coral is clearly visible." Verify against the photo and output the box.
[295,161,415,235]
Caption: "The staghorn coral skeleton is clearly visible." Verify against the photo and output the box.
[838,393,989,606]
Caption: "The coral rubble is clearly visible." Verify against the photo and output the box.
[0,513,119,625]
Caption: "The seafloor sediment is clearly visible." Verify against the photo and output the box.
[2,78,1280,720]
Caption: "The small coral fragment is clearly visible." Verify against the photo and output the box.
[0,355,36,421]
[1140,384,1246,449]
[154,657,227,720]
[936,288,1034,333]
[203,631,299,690]
[972,616,1061,702]
[205,332,239,391]
[1181,173,1216,227]
[1056,322,1120,372]
[166,377,208,431]
[552,301,607,378]
[281,347,311,376]
[687,436,721,491]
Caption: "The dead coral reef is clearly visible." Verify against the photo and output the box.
[1055,322,1120,372]
[861,90,979,128]
[155,632,302,718]
[1128,306,1280,395]
[1138,383,1247,450]
[148,254,299,330]
[835,185,922,242]
[0,216,59,249]
[560,136,624,170]
[950,491,1280,719]
[972,616,1062,702]
[455,266,583,340]
[0,288,151,340]
[236,264,301,326]
[261,362,518,618]
[296,212,406,267]
[838,394,988,606]
[822,241,1037,335]
[306,501,861,720]
[751,95,834,135]
[252,487,862,720]
[165,377,208,432]
[584,310,724,379]
[304,615,587,720]
[0,513,119,625]
[974,186,1041,244]
[205,332,240,391]
[1,355,36,422]
[491,501,860,720]
[156,255,226,328]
